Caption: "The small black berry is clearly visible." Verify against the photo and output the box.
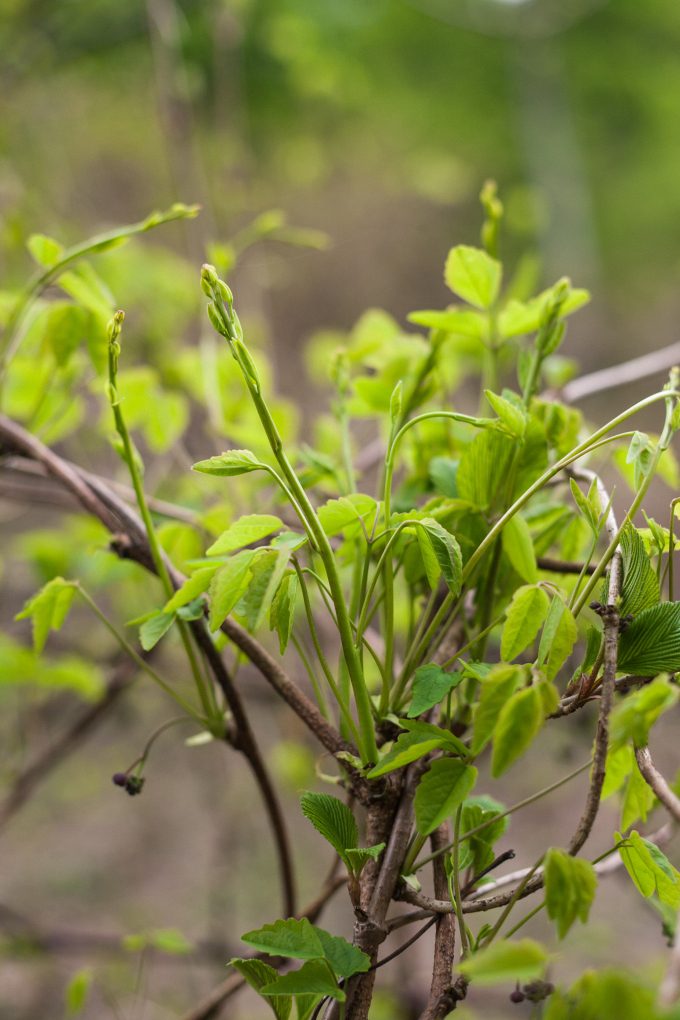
[112,772,128,788]
[509,986,525,1004]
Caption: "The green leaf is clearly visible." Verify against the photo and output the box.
[148,928,193,954]
[238,548,291,632]
[317,494,377,537]
[408,308,486,337]
[344,844,386,876]
[300,792,358,866]
[206,514,283,556]
[416,518,462,595]
[491,684,544,777]
[502,515,537,583]
[242,919,369,979]
[616,830,680,907]
[229,958,292,1020]
[444,245,502,310]
[537,596,578,681]
[314,929,371,978]
[500,584,550,662]
[192,449,268,477]
[164,567,217,614]
[626,431,655,489]
[609,676,679,750]
[544,848,597,939]
[458,938,548,985]
[270,572,299,654]
[242,918,324,962]
[407,663,463,717]
[260,959,344,1001]
[208,550,256,631]
[485,390,527,438]
[618,525,661,618]
[27,232,64,268]
[618,600,680,673]
[621,759,656,831]
[415,759,478,835]
[139,610,175,651]
[471,664,524,756]
[366,731,453,779]
[569,477,599,534]
[15,577,77,654]
[43,302,88,367]
[65,968,93,1016]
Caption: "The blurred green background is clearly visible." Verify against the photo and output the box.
[3,1,680,1017]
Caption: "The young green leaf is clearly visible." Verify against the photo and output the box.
[27,232,64,268]
[485,389,527,438]
[500,584,550,662]
[415,759,478,835]
[618,525,660,618]
[544,848,597,939]
[618,603,680,675]
[65,968,93,1016]
[344,844,386,876]
[502,515,537,583]
[609,676,679,750]
[136,610,175,651]
[416,519,463,595]
[208,550,255,631]
[471,664,524,756]
[445,245,502,310]
[365,732,437,779]
[300,791,358,865]
[407,663,464,718]
[242,918,369,978]
[229,958,292,1020]
[260,959,344,1002]
[317,494,377,537]
[238,548,291,632]
[164,566,218,614]
[458,939,548,985]
[15,577,77,654]
[192,449,269,476]
[206,514,283,556]
[616,830,680,908]
[491,683,544,777]
[537,596,578,680]
[269,571,299,654]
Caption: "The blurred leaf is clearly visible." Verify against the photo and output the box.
[444,245,501,310]
[545,848,597,939]
[15,576,77,653]
[458,939,547,985]
[65,968,92,1016]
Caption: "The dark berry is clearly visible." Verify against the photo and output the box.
[112,772,128,788]
[523,980,555,1003]
[125,776,145,796]
[509,988,525,1004]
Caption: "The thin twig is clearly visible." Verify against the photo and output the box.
[568,603,619,855]
[635,746,680,825]
[561,342,680,404]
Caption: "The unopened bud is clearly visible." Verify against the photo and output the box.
[207,301,228,338]
[107,309,125,342]
[200,263,219,295]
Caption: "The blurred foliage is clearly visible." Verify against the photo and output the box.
[2,0,680,300]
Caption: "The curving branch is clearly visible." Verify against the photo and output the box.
[635,746,680,825]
